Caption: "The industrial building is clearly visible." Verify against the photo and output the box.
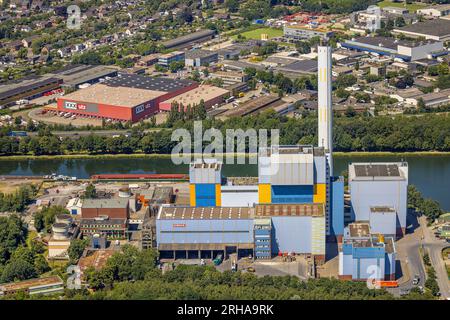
[47,64,118,89]
[348,162,408,237]
[48,214,79,260]
[283,24,334,41]
[57,74,198,122]
[210,71,249,86]
[185,50,219,67]
[162,29,216,50]
[339,222,396,281]
[341,36,445,61]
[158,51,185,67]
[0,75,62,108]
[79,217,128,239]
[159,85,229,111]
[0,276,64,297]
[392,19,450,41]
[189,159,222,207]
[81,198,130,219]
[156,206,255,259]
[156,203,325,261]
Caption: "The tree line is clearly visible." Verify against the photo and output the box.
[0,185,36,213]
[0,215,50,284]
[60,245,433,300]
[0,112,449,156]
[407,185,444,222]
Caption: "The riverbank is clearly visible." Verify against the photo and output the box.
[1,151,450,161]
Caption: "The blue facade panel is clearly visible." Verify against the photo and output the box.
[195,184,216,207]
[331,177,344,237]
[271,185,313,204]
[196,198,216,206]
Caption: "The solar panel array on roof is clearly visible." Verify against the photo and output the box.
[105,73,196,93]
[354,164,400,177]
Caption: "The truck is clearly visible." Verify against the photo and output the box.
[213,254,223,266]
[8,131,27,137]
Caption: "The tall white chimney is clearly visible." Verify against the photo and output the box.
[317,45,333,175]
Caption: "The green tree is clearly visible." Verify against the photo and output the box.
[68,238,89,262]
[84,184,97,199]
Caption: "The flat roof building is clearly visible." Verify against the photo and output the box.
[185,49,219,67]
[349,162,408,238]
[0,276,64,296]
[341,36,445,61]
[0,75,62,107]
[162,29,216,50]
[57,74,198,122]
[284,24,334,41]
[159,85,229,111]
[158,51,185,67]
[393,19,450,41]
[47,64,118,89]
[417,4,450,17]
[339,222,396,281]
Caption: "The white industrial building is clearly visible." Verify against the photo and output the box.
[348,162,408,238]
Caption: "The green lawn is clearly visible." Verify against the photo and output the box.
[231,27,283,40]
[377,0,427,12]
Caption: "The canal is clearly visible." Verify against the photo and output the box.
[0,154,449,210]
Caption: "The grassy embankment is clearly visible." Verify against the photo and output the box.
[0,151,449,161]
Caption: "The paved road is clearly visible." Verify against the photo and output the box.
[420,216,450,299]
[391,214,427,296]
[27,128,162,138]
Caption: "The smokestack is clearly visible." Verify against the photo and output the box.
[317,45,333,175]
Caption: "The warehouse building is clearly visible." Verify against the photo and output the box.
[284,24,334,41]
[348,162,408,238]
[339,222,396,281]
[57,74,198,122]
[0,75,62,108]
[185,49,219,67]
[159,85,229,111]
[162,29,216,50]
[392,19,450,41]
[341,36,445,61]
[47,64,118,89]
[156,206,255,259]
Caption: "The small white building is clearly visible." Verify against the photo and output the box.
[66,198,82,215]
[417,4,450,17]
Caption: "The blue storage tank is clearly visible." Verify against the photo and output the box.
[271,185,313,204]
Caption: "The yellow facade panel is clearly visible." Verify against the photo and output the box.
[258,184,271,204]
[313,183,326,203]
[189,184,196,207]
[215,184,221,207]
